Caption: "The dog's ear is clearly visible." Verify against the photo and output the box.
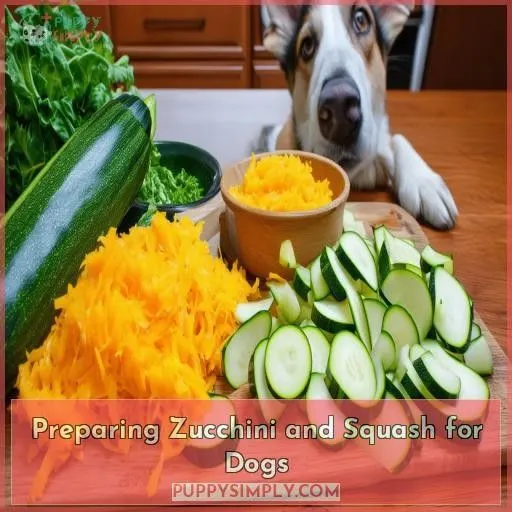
[372,3,414,51]
[262,5,302,61]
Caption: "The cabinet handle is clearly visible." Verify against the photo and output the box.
[143,18,206,32]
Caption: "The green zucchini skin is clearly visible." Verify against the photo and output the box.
[5,95,152,395]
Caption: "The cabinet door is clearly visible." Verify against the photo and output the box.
[424,6,506,89]
[251,6,287,89]
[111,6,245,51]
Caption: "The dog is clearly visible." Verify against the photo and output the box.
[254,4,457,230]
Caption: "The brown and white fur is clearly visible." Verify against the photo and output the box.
[254,4,457,230]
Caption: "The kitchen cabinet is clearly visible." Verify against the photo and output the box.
[80,5,505,91]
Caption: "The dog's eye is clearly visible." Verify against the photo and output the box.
[352,7,371,35]
[299,35,316,61]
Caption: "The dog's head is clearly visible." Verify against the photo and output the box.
[263,3,412,171]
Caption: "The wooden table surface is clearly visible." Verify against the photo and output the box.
[10,91,506,512]
[150,89,508,354]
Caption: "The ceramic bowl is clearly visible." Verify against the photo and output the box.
[120,140,221,231]
[220,150,350,280]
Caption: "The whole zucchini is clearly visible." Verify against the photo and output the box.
[5,94,152,395]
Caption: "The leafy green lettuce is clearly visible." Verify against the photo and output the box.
[5,4,135,207]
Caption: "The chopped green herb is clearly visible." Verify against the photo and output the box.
[138,146,204,205]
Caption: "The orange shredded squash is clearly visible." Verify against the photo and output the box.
[229,154,333,212]
[16,212,259,499]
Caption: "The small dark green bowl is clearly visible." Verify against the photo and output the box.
[119,140,221,232]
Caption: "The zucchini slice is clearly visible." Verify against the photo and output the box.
[413,352,461,399]
[306,373,347,449]
[336,231,378,291]
[310,256,330,300]
[421,339,489,420]
[373,225,393,254]
[265,326,312,399]
[235,297,273,324]
[420,245,454,275]
[293,265,312,301]
[381,268,433,340]
[463,335,493,376]
[222,311,272,389]
[248,339,287,421]
[328,331,376,406]
[471,322,482,341]
[321,247,371,348]
[182,394,239,468]
[364,298,387,348]
[430,267,472,352]
[382,305,420,355]
[279,239,297,269]
[268,281,301,324]
[372,331,396,371]
[379,236,422,279]
[311,299,354,334]
[302,326,331,374]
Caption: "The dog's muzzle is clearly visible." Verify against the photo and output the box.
[318,73,362,146]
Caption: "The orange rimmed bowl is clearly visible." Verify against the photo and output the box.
[220,150,351,280]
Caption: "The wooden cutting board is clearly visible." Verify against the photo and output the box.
[179,198,508,437]
[8,200,508,507]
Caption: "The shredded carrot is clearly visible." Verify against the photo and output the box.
[229,154,333,212]
[16,212,259,499]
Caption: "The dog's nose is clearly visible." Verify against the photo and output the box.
[318,76,362,144]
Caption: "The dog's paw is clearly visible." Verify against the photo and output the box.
[391,134,458,230]
[250,124,282,154]
[396,171,458,230]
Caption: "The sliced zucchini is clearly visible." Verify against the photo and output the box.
[270,316,281,334]
[420,245,454,275]
[265,326,312,399]
[306,373,347,449]
[385,376,407,400]
[430,267,472,352]
[336,231,378,291]
[372,331,396,371]
[222,311,272,389]
[409,344,427,361]
[182,395,239,467]
[421,339,489,420]
[364,298,387,347]
[463,335,493,376]
[372,354,386,400]
[379,236,421,279]
[321,247,371,348]
[310,256,330,300]
[328,331,376,406]
[343,209,356,226]
[320,246,349,301]
[471,322,482,341]
[235,297,273,324]
[413,352,461,399]
[268,281,301,324]
[381,268,433,340]
[382,305,420,356]
[311,299,354,334]
[373,225,393,254]
[399,348,433,400]
[365,239,378,263]
[293,265,312,301]
[279,239,296,269]
[360,281,380,300]
[302,326,331,374]
[248,339,287,421]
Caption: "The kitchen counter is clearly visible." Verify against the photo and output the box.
[148,89,507,354]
